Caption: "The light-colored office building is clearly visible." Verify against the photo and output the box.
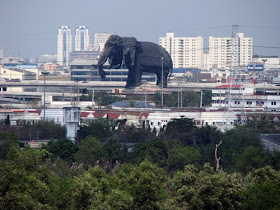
[159,32,204,69]
[94,33,115,52]
[57,26,72,68]
[38,54,57,64]
[75,26,90,51]
[208,33,253,70]
[253,56,280,71]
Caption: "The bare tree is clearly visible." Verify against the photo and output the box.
[215,140,222,172]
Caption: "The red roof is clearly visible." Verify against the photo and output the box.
[104,113,121,119]
[139,113,149,119]
[216,84,243,88]
[28,110,41,114]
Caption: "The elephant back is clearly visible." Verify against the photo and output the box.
[137,42,171,68]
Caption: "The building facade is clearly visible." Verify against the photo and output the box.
[253,56,280,71]
[159,32,204,69]
[212,87,280,112]
[75,26,90,51]
[208,33,253,70]
[94,33,115,52]
[70,57,156,82]
[57,26,72,68]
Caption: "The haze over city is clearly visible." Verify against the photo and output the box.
[0,0,280,58]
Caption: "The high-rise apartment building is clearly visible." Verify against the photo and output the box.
[208,33,253,70]
[57,26,72,67]
[159,32,204,69]
[94,33,115,52]
[75,26,90,51]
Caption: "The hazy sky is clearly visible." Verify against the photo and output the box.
[1,0,280,58]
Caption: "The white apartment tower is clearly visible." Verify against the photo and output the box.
[159,32,204,69]
[75,26,90,51]
[208,33,253,70]
[57,26,72,67]
[94,33,115,52]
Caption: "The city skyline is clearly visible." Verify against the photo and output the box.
[0,0,279,58]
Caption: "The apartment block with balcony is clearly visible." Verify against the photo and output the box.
[159,33,204,69]
[208,33,252,70]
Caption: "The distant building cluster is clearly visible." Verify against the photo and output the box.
[1,26,280,84]
[159,32,253,71]
[57,25,114,69]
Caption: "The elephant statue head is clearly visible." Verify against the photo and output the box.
[97,35,123,78]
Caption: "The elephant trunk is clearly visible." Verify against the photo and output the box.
[97,52,109,79]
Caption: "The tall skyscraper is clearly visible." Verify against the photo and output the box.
[208,33,253,69]
[57,26,72,67]
[159,33,204,69]
[94,33,115,52]
[75,26,90,51]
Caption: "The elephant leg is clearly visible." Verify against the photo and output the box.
[134,66,142,87]
[155,72,160,85]
[156,69,168,88]
[125,68,134,88]
[163,72,168,88]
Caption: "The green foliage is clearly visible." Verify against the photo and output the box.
[0,130,19,160]
[78,118,113,140]
[114,125,156,143]
[165,117,197,145]
[117,160,166,209]
[75,136,107,169]
[153,91,201,107]
[33,120,66,139]
[0,148,55,209]
[181,91,201,107]
[166,117,196,134]
[42,138,78,162]
[235,146,268,174]
[169,146,201,171]
[152,92,162,107]
[130,139,168,168]
[268,150,280,170]
[48,158,84,178]
[95,91,125,106]
[242,166,280,209]
[170,164,243,209]
[220,128,263,172]
[202,90,212,107]
[72,165,111,209]
[104,139,128,163]
[196,125,222,145]
[243,182,280,210]
[243,114,280,133]
[104,189,133,209]
[163,93,179,107]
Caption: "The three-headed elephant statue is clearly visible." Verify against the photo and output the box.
[97,35,173,88]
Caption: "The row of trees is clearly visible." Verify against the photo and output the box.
[79,90,212,107]
[1,144,279,209]
[0,116,280,208]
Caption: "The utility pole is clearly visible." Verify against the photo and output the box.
[43,71,46,121]
[200,90,203,107]
[262,59,267,94]
[161,57,164,107]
